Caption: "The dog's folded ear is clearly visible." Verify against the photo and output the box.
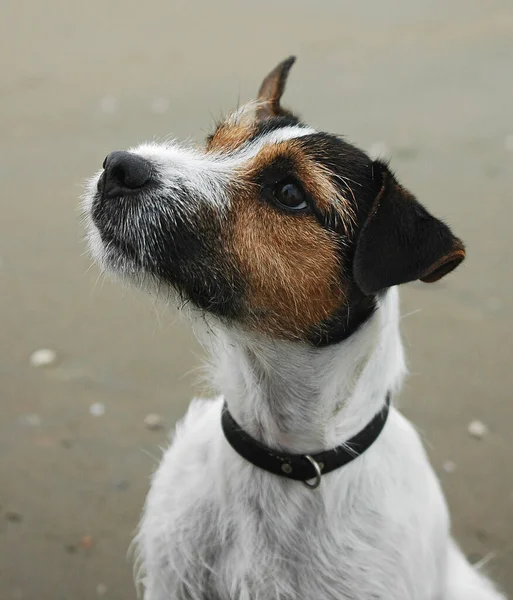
[353,161,466,295]
[256,56,296,120]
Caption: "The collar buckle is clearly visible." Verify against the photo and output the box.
[302,455,322,489]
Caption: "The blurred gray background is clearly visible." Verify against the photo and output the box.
[1,1,512,598]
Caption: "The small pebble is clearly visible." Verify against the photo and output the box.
[111,478,130,492]
[443,460,457,473]
[144,413,163,430]
[150,97,170,114]
[96,583,108,597]
[80,534,94,550]
[468,552,483,564]
[468,420,489,439]
[475,529,489,542]
[5,511,23,523]
[29,348,57,368]
[368,141,391,160]
[99,95,118,114]
[21,414,41,427]
[89,402,106,417]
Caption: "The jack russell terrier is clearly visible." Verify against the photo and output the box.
[82,57,505,600]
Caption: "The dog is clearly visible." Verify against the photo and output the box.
[82,57,505,600]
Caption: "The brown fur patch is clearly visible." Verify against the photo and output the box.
[206,103,262,153]
[229,183,346,339]
[206,122,255,153]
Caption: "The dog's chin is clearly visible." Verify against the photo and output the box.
[83,201,155,291]
[82,218,195,327]
[87,226,152,287]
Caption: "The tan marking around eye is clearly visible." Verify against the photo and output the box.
[229,185,346,340]
[243,142,356,235]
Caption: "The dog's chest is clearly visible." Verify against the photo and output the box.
[209,493,406,600]
[140,471,441,600]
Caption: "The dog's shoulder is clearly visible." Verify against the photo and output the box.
[172,396,224,444]
[158,395,223,471]
[146,396,223,502]
[135,397,226,599]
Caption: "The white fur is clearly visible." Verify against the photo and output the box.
[135,289,506,600]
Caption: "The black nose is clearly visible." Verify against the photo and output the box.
[101,151,152,196]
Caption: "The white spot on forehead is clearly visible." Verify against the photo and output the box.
[218,125,317,163]
[132,125,316,172]
[246,125,316,153]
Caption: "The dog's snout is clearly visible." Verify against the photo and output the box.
[101,151,152,196]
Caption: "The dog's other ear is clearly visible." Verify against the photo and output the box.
[353,161,466,295]
[256,56,296,120]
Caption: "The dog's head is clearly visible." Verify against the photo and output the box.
[82,57,465,345]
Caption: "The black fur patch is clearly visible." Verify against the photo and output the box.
[353,161,465,295]
[91,189,245,320]
[296,133,379,231]
[309,292,377,347]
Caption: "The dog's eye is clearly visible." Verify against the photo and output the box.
[273,179,308,211]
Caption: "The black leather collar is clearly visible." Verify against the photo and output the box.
[221,394,391,489]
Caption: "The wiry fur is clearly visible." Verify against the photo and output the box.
[82,58,506,599]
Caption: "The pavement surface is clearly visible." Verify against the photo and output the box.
[1,1,512,598]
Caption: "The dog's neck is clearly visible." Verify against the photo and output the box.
[204,288,405,454]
